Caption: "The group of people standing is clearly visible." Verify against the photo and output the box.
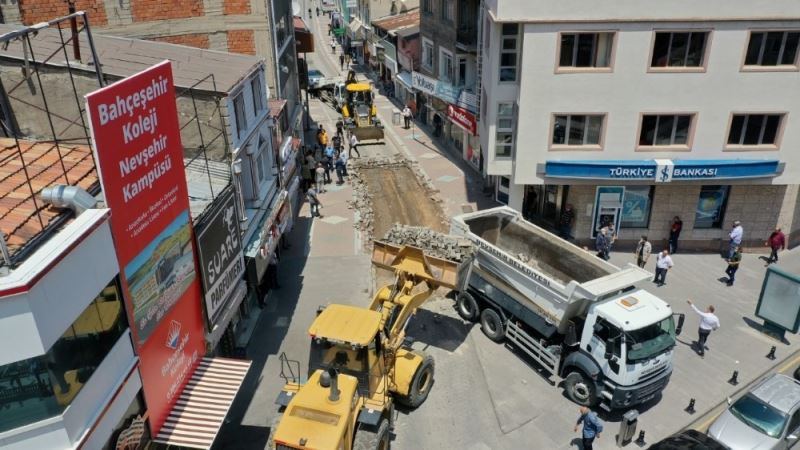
[302,122,362,218]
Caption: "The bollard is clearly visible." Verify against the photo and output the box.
[729,370,739,386]
[767,346,777,360]
[635,430,646,446]
[685,398,696,414]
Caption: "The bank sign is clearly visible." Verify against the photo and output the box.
[86,61,206,437]
[545,159,781,182]
[196,188,244,326]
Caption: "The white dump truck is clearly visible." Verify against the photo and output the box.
[450,206,684,410]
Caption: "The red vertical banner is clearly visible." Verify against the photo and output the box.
[86,61,206,435]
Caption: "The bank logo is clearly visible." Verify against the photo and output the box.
[655,159,674,183]
[166,320,181,349]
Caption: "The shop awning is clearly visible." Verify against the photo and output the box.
[396,71,413,89]
[153,357,251,449]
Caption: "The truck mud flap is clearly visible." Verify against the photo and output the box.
[506,321,559,376]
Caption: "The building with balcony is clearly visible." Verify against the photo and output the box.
[479,0,800,250]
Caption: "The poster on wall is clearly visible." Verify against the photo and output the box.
[86,61,206,435]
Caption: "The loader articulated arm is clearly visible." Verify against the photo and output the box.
[370,241,463,350]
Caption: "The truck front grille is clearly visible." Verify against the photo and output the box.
[636,375,668,400]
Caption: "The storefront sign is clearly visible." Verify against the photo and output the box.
[196,189,244,327]
[447,104,477,135]
[545,159,780,182]
[434,81,460,105]
[412,71,437,96]
[86,61,206,437]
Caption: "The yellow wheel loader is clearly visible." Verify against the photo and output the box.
[269,241,469,450]
[340,70,384,142]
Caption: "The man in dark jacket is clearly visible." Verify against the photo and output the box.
[766,227,786,265]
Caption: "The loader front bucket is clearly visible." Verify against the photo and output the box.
[371,240,466,290]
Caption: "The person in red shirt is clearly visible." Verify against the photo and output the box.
[668,216,682,254]
[765,227,786,265]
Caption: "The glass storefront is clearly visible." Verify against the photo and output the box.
[0,279,127,433]
[695,185,730,229]
[621,186,655,228]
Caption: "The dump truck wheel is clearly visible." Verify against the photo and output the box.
[564,371,597,406]
[456,292,479,321]
[397,354,435,408]
[353,419,390,450]
[480,308,505,343]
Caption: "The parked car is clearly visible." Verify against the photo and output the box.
[307,69,324,89]
[708,373,800,450]
[649,430,729,449]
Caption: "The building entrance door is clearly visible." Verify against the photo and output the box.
[523,185,567,227]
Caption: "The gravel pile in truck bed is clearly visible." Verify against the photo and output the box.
[382,224,475,262]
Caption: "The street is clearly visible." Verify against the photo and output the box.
[215,8,800,450]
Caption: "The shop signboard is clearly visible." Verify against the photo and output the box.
[545,159,780,182]
[196,188,244,327]
[86,61,206,436]
[447,104,477,135]
[412,71,437,96]
[434,80,460,105]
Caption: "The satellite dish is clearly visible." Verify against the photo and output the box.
[292,2,301,15]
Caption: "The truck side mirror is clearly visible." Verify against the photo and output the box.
[675,314,685,336]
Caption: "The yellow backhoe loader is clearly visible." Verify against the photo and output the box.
[269,241,469,449]
[340,70,384,142]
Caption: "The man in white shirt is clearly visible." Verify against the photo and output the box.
[349,132,360,158]
[653,249,673,286]
[687,300,720,357]
[728,220,743,259]
[402,105,412,129]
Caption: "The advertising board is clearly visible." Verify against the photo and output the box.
[86,61,206,435]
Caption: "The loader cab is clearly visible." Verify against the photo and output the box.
[308,304,387,398]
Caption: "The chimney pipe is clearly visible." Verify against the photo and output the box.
[40,185,96,215]
[327,368,340,402]
[67,1,81,62]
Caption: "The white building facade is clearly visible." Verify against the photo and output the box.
[480,0,800,250]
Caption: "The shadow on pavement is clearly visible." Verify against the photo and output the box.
[742,316,791,345]
[406,307,473,353]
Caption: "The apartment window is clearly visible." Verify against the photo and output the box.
[497,176,510,204]
[422,0,432,14]
[439,48,454,82]
[457,56,467,86]
[441,0,454,22]
[234,93,247,139]
[495,102,514,157]
[552,114,604,147]
[695,185,730,229]
[422,39,434,70]
[0,280,127,433]
[639,114,693,147]
[727,114,783,147]
[499,23,520,82]
[650,31,708,68]
[558,33,614,69]
[745,31,800,67]
[250,76,264,114]
[621,186,654,228]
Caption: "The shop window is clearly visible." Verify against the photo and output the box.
[499,24,520,82]
[621,186,654,228]
[695,185,730,229]
[744,31,800,67]
[650,31,709,69]
[495,102,515,157]
[727,114,784,147]
[0,279,128,433]
[558,32,614,69]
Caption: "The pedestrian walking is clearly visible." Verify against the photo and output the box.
[765,227,786,265]
[316,6,320,16]
[728,220,743,259]
[687,299,720,357]
[725,246,742,286]
[267,251,280,290]
[595,228,609,261]
[306,187,323,218]
[558,204,575,240]
[330,37,336,53]
[301,150,314,191]
[335,118,344,138]
[606,224,618,251]
[339,149,349,177]
[315,162,326,193]
[308,7,312,17]
[332,134,342,154]
[334,153,346,184]
[574,406,603,450]
[668,216,683,254]
[323,144,335,183]
[349,132,361,158]
[402,105,412,129]
[634,235,652,268]
[653,249,673,286]
[328,23,333,36]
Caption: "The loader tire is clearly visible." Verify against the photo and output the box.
[564,371,597,407]
[480,308,505,343]
[456,292,479,321]
[353,419,390,450]
[396,354,435,408]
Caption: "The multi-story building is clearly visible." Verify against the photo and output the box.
[372,9,420,95]
[416,0,481,171]
[480,0,800,250]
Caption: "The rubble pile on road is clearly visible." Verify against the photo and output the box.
[382,224,474,262]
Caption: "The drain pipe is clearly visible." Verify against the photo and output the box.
[40,185,96,215]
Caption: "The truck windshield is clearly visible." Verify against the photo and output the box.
[625,317,676,363]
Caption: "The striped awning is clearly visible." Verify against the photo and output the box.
[153,357,251,449]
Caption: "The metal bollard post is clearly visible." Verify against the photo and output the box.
[767,346,777,360]
[635,430,646,446]
[685,398,696,414]
[729,370,739,385]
